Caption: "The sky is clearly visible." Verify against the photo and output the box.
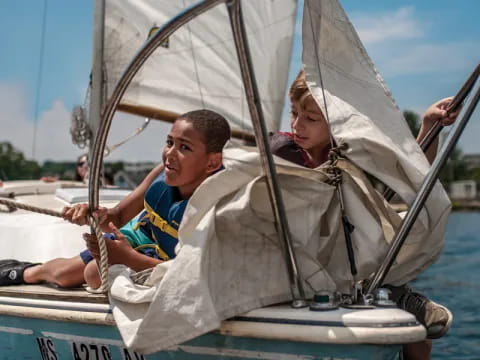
[0,0,479,164]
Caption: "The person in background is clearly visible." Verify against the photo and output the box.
[39,154,88,183]
[75,154,89,182]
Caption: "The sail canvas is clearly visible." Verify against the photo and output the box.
[104,0,297,133]
[302,0,451,284]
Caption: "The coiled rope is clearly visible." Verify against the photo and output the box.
[0,198,110,293]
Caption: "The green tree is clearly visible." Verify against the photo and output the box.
[439,147,468,184]
[403,110,420,137]
[42,160,76,179]
[0,142,41,180]
[468,167,480,183]
[402,110,467,188]
[104,161,125,175]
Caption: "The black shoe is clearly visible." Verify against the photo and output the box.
[398,290,453,339]
[0,259,21,267]
[0,261,36,286]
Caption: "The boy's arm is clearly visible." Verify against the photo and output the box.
[86,222,163,271]
[416,97,457,164]
[63,164,164,230]
[107,163,165,227]
[119,248,164,272]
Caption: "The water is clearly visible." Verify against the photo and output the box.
[413,212,480,359]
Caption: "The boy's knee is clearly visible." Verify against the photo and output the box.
[84,261,101,289]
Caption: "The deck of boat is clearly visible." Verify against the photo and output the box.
[0,284,108,303]
[0,284,114,326]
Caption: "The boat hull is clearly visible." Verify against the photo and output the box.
[0,312,403,360]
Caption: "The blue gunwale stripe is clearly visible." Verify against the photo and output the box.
[230,316,420,328]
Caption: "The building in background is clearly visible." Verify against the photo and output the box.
[113,162,156,189]
[450,180,477,200]
[463,154,480,170]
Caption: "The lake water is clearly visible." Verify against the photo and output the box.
[413,212,480,359]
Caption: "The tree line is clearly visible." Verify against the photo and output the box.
[403,110,470,185]
[0,141,124,181]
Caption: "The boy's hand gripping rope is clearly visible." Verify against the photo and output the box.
[0,198,110,293]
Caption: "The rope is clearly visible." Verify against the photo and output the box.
[104,118,151,157]
[87,215,110,294]
[0,198,109,293]
[325,145,347,186]
[0,198,62,217]
[305,0,335,149]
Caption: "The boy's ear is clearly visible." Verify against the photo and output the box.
[206,153,222,174]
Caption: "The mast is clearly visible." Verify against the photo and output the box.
[88,0,106,149]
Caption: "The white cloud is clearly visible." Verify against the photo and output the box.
[0,85,89,163]
[348,7,479,79]
[0,82,171,164]
[35,101,82,162]
[0,83,35,157]
[377,41,479,77]
[351,6,423,45]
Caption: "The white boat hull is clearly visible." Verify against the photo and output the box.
[0,288,424,360]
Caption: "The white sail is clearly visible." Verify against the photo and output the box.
[104,0,297,133]
[302,0,451,284]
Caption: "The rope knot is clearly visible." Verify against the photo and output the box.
[326,143,347,186]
